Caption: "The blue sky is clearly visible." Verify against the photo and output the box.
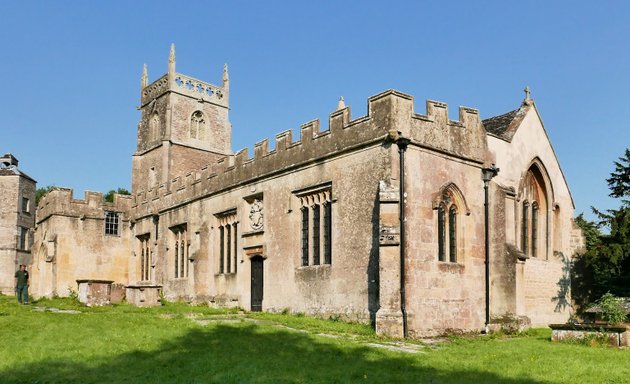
[1,1,628,220]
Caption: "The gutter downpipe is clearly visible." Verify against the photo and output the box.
[481,165,499,333]
[397,136,411,338]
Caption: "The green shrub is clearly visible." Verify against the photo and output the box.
[593,293,627,325]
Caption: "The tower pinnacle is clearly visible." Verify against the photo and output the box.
[168,43,176,77]
[337,96,345,110]
[141,64,148,89]
[223,63,229,84]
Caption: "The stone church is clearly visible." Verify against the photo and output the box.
[27,45,583,337]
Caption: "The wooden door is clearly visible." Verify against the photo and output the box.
[250,256,264,312]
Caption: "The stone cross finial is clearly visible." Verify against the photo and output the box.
[141,64,148,89]
[337,96,345,110]
[524,86,531,102]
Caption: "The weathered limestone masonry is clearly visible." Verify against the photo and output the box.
[32,189,131,298]
[0,154,36,294]
[27,46,582,337]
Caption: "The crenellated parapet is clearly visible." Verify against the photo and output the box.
[140,72,227,108]
[37,188,133,225]
[132,89,487,217]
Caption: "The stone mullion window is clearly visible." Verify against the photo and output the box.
[170,225,188,278]
[532,202,539,258]
[323,200,332,265]
[141,245,145,281]
[174,238,179,278]
[437,206,446,262]
[301,203,309,266]
[298,189,332,267]
[232,222,238,273]
[139,235,151,281]
[522,202,529,255]
[449,206,457,263]
[180,231,187,278]
[216,213,238,275]
[219,224,225,274]
[312,201,321,265]
[434,188,461,264]
[145,238,151,281]
[230,224,232,273]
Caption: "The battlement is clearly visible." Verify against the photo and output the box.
[141,72,227,107]
[37,188,132,225]
[132,89,487,217]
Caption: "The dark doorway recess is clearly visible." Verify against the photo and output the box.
[250,256,264,312]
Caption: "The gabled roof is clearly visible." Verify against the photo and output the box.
[482,102,531,142]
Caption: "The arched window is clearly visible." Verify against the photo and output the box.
[521,201,529,255]
[449,206,457,262]
[434,185,465,263]
[532,202,539,258]
[150,113,160,142]
[519,163,550,258]
[190,111,206,140]
[438,206,446,262]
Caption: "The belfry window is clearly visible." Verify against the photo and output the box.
[295,183,332,267]
[150,113,160,142]
[190,111,206,140]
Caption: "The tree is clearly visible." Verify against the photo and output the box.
[104,188,131,203]
[606,148,630,201]
[572,149,630,312]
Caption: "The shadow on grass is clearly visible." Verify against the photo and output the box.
[3,323,543,384]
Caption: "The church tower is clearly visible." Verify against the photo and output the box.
[132,44,232,194]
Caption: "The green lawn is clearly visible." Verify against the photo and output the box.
[0,295,628,383]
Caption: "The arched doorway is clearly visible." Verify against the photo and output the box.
[250,255,264,312]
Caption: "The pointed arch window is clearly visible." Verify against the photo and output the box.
[519,163,550,258]
[448,206,457,262]
[434,183,469,264]
[150,113,160,142]
[435,194,459,263]
[190,111,206,140]
[521,201,529,255]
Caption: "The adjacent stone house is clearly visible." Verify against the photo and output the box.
[30,46,582,336]
[0,154,36,294]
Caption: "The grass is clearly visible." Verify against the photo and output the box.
[0,295,629,383]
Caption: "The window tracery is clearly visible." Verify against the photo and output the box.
[190,111,206,140]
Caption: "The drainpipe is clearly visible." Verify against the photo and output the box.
[396,136,411,338]
[481,165,499,333]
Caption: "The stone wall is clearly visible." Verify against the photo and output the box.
[31,189,131,298]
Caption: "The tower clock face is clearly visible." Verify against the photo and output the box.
[249,199,264,230]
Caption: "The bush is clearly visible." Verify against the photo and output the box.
[593,293,627,325]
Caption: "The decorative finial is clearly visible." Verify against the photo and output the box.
[223,63,229,83]
[524,86,531,102]
[337,96,345,110]
[141,63,148,88]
